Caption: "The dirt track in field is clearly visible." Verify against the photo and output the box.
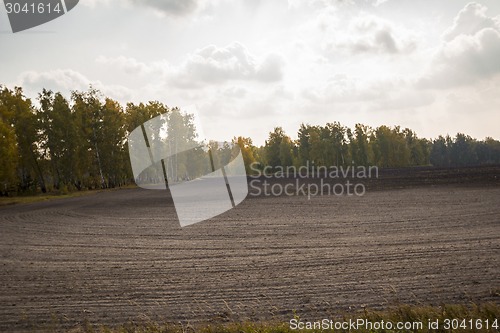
[0,168,499,331]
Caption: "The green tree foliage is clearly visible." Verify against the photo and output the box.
[1,83,499,196]
[0,115,18,194]
[124,101,168,133]
[403,128,427,166]
[349,124,372,166]
[99,98,128,187]
[430,134,500,167]
[366,126,430,168]
[298,123,350,166]
[233,136,258,172]
[371,126,408,167]
[0,86,46,194]
[38,89,77,190]
[430,135,451,167]
[0,85,184,195]
[71,88,109,189]
[297,124,311,165]
[165,107,199,181]
[263,123,499,170]
[264,127,294,168]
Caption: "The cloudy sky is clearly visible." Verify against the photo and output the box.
[1,0,499,144]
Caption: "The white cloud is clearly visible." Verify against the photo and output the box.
[129,0,198,16]
[20,69,90,91]
[321,12,417,56]
[95,56,170,76]
[81,0,199,16]
[222,86,248,98]
[171,42,285,88]
[301,75,435,112]
[79,0,113,8]
[195,84,296,143]
[301,74,387,104]
[338,27,400,54]
[443,2,500,41]
[419,3,500,89]
[18,69,133,103]
[374,88,435,111]
[96,56,150,75]
[373,0,389,6]
[81,0,220,17]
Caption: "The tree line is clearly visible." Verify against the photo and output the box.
[1,85,499,195]
[1,86,166,195]
[247,123,500,170]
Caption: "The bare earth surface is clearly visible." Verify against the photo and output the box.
[0,170,499,331]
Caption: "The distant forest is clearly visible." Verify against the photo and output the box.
[1,85,499,195]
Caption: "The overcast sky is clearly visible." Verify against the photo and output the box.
[1,0,499,144]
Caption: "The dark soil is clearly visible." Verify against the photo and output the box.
[0,166,499,332]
